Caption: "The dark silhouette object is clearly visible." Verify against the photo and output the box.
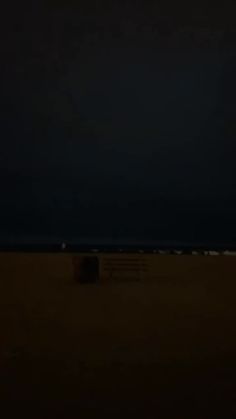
[73,256,99,284]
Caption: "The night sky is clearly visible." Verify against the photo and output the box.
[1,2,236,246]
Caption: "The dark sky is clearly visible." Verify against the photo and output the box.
[1,2,236,245]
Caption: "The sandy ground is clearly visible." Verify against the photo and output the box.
[0,253,236,418]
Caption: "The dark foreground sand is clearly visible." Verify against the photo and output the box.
[0,253,236,418]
